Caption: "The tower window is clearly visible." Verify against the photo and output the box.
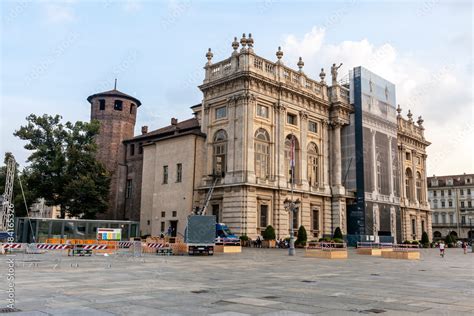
[138,143,143,154]
[114,100,123,111]
[130,144,135,156]
[130,103,135,114]
[99,99,106,111]
[215,106,227,120]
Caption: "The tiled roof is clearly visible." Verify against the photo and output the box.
[125,117,202,142]
[87,89,142,106]
[427,174,474,187]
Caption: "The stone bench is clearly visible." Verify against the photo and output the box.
[305,249,348,259]
[214,245,242,253]
[381,250,420,260]
[357,248,382,256]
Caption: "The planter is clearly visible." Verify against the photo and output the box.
[381,250,420,260]
[262,240,276,248]
[305,249,348,259]
[214,245,242,253]
[357,248,382,256]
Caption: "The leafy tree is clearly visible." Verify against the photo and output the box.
[333,227,343,240]
[14,114,110,219]
[421,231,429,247]
[262,225,276,240]
[296,225,307,246]
[444,233,454,246]
[0,153,35,217]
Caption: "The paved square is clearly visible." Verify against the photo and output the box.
[1,248,473,315]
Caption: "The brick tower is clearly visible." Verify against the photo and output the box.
[87,83,141,219]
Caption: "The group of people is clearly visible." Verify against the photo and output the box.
[437,241,469,257]
[251,236,289,248]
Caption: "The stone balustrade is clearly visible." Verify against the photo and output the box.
[204,50,329,101]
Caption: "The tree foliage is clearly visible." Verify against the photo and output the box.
[421,231,429,246]
[296,225,307,246]
[333,227,343,240]
[262,225,276,240]
[14,114,110,219]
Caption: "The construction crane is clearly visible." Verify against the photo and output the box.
[0,156,16,235]
[196,176,219,216]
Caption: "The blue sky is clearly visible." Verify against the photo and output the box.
[1,0,473,175]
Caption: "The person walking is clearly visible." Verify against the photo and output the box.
[462,241,467,254]
[439,241,445,258]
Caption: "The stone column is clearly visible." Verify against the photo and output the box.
[277,104,287,187]
[246,94,256,183]
[388,136,394,197]
[299,111,309,188]
[323,120,330,193]
[421,154,428,205]
[399,144,406,201]
[371,129,377,195]
[226,96,237,180]
[412,150,417,204]
[331,121,343,190]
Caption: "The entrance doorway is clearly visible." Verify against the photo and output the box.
[169,220,178,237]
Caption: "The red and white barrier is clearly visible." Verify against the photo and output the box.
[118,241,133,248]
[83,245,107,250]
[1,243,23,249]
[146,243,168,248]
[36,244,68,250]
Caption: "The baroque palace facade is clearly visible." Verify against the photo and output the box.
[89,34,431,242]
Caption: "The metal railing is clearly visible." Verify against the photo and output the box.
[306,241,347,251]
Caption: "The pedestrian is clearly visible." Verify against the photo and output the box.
[256,236,261,248]
[439,241,445,258]
[462,241,467,254]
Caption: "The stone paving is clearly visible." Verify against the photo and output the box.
[0,247,473,315]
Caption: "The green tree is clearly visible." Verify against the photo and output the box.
[262,225,276,240]
[421,231,429,247]
[333,227,343,240]
[14,114,110,219]
[296,225,307,246]
[0,153,35,217]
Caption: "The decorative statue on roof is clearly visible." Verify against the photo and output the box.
[331,63,343,85]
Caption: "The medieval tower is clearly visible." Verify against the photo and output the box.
[87,83,141,219]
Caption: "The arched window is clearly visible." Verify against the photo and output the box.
[213,130,227,177]
[284,135,299,184]
[254,128,270,179]
[405,168,413,201]
[416,172,422,202]
[307,142,319,187]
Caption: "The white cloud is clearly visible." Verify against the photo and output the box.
[43,3,76,24]
[282,27,473,175]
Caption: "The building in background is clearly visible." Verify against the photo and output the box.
[428,174,474,240]
[90,35,432,242]
[397,106,431,242]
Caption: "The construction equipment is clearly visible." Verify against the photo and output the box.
[0,156,16,240]
[186,175,220,255]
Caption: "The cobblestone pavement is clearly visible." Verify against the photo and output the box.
[0,247,473,315]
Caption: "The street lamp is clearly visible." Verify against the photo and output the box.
[284,197,301,256]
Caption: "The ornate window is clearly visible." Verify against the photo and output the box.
[284,135,299,184]
[416,172,422,202]
[256,105,269,118]
[213,130,227,176]
[254,128,270,179]
[307,142,319,187]
[405,168,413,201]
[215,106,227,120]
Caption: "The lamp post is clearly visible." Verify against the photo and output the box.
[284,197,300,256]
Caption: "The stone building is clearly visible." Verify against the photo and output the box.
[91,34,431,242]
[428,174,474,240]
[396,106,431,241]
[88,87,142,220]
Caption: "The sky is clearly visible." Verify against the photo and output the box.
[1,0,473,176]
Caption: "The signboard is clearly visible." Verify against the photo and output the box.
[97,228,122,241]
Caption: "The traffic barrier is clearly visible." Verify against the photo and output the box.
[36,244,68,250]
[146,243,169,248]
[2,243,23,249]
[118,241,133,248]
[83,245,107,250]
